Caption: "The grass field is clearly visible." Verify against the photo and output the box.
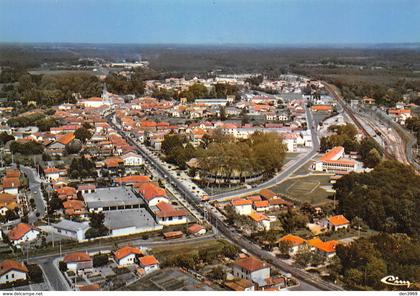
[150,239,232,263]
[270,175,333,205]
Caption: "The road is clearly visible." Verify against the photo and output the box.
[210,104,320,201]
[26,234,217,291]
[107,113,343,291]
[21,166,46,224]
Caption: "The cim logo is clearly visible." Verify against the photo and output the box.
[381,275,413,288]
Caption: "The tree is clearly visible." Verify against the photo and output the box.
[365,148,381,168]
[65,139,82,154]
[93,253,109,267]
[69,156,97,179]
[334,161,419,236]
[278,240,292,258]
[210,266,225,281]
[294,248,313,268]
[75,127,92,143]
[0,132,14,146]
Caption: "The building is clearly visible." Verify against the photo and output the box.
[314,146,359,173]
[138,255,159,274]
[136,182,169,206]
[307,238,338,258]
[327,215,350,231]
[83,187,145,213]
[187,224,207,236]
[163,231,183,240]
[103,209,163,237]
[311,105,333,112]
[277,234,306,256]
[249,212,271,231]
[52,219,90,242]
[253,200,270,212]
[0,260,28,285]
[2,177,20,195]
[113,245,143,266]
[232,256,270,286]
[225,279,255,291]
[231,199,253,215]
[153,202,188,226]
[63,252,93,271]
[8,223,40,247]
[121,152,143,166]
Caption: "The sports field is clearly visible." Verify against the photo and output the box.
[270,175,333,205]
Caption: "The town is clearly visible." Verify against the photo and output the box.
[0,0,419,293]
[0,49,418,292]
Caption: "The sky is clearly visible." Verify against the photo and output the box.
[0,0,419,45]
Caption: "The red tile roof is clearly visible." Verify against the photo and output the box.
[8,223,36,241]
[231,199,252,206]
[63,252,92,263]
[139,255,159,266]
[234,256,267,272]
[328,215,350,226]
[278,234,306,246]
[155,201,187,218]
[136,182,167,201]
[0,260,28,276]
[114,246,143,260]
[187,224,205,234]
[57,133,75,145]
[2,177,20,188]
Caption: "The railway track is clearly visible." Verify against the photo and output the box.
[323,82,393,159]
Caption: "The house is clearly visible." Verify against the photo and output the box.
[138,255,159,274]
[231,199,253,215]
[187,224,206,236]
[268,198,292,210]
[249,212,271,231]
[0,201,17,216]
[114,175,150,186]
[2,177,20,195]
[327,215,350,231]
[113,245,143,266]
[136,182,169,206]
[225,279,255,291]
[8,223,40,247]
[63,200,87,217]
[277,234,306,256]
[0,260,28,285]
[259,189,279,200]
[121,152,143,166]
[63,252,93,271]
[253,200,270,212]
[52,219,90,242]
[307,238,338,258]
[44,167,65,181]
[232,256,270,286]
[55,186,77,200]
[47,133,75,155]
[154,201,188,226]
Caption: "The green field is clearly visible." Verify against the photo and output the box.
[150,239,233,263]
[270,175,333,205]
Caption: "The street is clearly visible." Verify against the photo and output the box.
[107,112,343,291]
[21,166,46,224]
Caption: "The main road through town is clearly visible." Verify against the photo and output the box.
[106,107,343,291]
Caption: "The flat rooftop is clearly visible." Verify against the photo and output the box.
[52,219,90,232]
[83,186,145,209]
[104,208,159,230]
